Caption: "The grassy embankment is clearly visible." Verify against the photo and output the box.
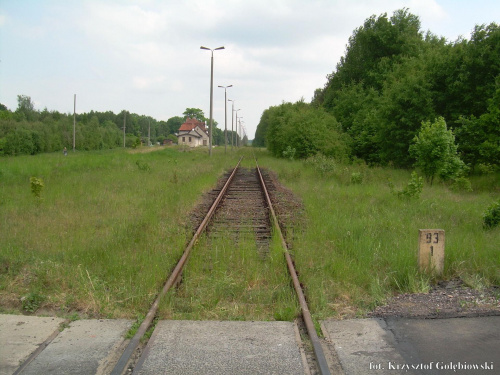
[1,147,499,321]
[254,149,500,318]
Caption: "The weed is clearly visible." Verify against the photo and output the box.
[69,312,80,321]
[483,200,500,229]
[126,314,145,339]
[136,160,151,172]
[30,177,44,199]
[282,146,296,161]
[462,274,488,290]
[21,291,45,313]
[388,171,423,199]
[451,176,473,192]
[171,170,178,184]
[350,172,363,184]
[304,154,336,177]
[273,306,296,321]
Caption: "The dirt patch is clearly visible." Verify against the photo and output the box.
[127,146,169,154]
[259,168,305,248]
[369,278,500,319]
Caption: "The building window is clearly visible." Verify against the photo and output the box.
[182,137,185,142]
[203,140,207,146]
[189,137,192,142]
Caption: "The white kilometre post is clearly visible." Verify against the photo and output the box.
[418,229,445,275]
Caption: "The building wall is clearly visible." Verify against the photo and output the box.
[179,133,208,147]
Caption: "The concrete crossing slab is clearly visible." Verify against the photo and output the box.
[19,319,132,375]
[321,318,413,375]
[322,316,500,375]
[0,314,65,375]
[134,320,306,375]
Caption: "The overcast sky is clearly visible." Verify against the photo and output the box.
[1,0,498,140]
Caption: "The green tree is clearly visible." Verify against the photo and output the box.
[165,116,184,135]
[328,83,381,163]
[183,108,206,122]
[376,55,436,166]
[409,117,465,184]
[266,101,350,160]
[16,95,38,122]
[324,8,423,96]
[253,109,271,147]
[456,76,500,170]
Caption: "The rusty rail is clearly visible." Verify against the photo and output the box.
[111,157,243,375]
[256,159,331,375]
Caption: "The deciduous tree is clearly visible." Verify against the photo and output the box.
[409,117,465,184]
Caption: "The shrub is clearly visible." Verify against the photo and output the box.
[483,200,500,229]
[388,171,423,199]
[21,291,45,313]
[451,176,473,192]
[477,163,497,174]
[30,177,44,199]
[350,172,363,184]
[136,160,151,172]
[304,154,336,177]
[410,117,465,184]
[282,146,296,161]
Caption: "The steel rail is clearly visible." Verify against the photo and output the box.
[111,157,243,375]
[255,159,331,375]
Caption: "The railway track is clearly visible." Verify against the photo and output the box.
[110,157,331,375]
[207,166,272,255]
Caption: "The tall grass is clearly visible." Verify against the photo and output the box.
[159,230,299,321]
[1,147,498,321]
[255,150,500,318]
[0,147,237,317]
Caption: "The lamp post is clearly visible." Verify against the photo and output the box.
[240,121,246,146]
[235,109,241,148]
[228,99,235,150]
[237,117,243,147]
[200,46,224,156]
[218,85,232,154]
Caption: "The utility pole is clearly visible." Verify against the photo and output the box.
[148,119,151,147]
[73,94,76,151]
[218,85,232,154]
[228,99,235,150]
[237,117,243,147]
[200,46,224,156]
[235,109,241,148]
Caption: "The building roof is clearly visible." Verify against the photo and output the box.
[178,118,207,133]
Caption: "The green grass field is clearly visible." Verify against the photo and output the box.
[0,147,499,321]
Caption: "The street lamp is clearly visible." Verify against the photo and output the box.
[200,46,224,156]
[235,109,241,148]
[240,121,247,146]
[218,85,232,154]
[237,117,243,147]
[228,99,235,150]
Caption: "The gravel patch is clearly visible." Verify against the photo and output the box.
[369,278,500,319]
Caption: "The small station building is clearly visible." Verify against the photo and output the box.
[177,118,209,148]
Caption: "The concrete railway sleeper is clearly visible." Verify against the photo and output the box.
[108,156,330,375]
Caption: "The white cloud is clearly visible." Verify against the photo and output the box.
[1,0,498,138]
[132,75,166,91]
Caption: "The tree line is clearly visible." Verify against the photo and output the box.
[254,9,499,175]
[0,98,238,155]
